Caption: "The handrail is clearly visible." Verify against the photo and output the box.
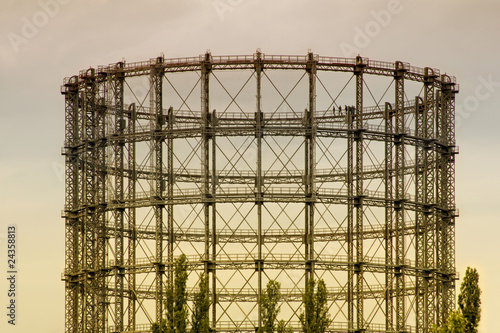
[106,253,416,269]
[101,157,425,180]
[107,322,414,332]
[105,282,417,298]
[104,220,418,241]
[106,99,417,121]
[65,185,426,212]
[70,53,456,90]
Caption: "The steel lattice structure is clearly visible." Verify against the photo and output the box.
[61,52,459,333]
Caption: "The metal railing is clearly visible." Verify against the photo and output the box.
[108,253,416,269]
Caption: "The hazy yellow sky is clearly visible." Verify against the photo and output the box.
[1,0,499,332]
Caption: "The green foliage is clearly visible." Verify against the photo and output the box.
[152,319,168,333]
[299,278,331,333]
[261,280,281,333]
[458,267,481,333]
[258,280,293,333]
[277,320,293,333]
[433,267,481,333]
[431,310,467,333]
[191,273,210,333]
[156,254,188,333]
[174,254,188,333]
[165,284,174,333]
[316,279,329,333]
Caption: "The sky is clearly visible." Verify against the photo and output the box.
[0,0,499,332]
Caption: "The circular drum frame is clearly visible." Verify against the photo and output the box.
[61,52,459,333]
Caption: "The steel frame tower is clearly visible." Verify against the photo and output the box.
[61,52,459,333]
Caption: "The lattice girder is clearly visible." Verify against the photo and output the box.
[62,53,458,333]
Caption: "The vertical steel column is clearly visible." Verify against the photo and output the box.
[435,88,443,326]
[82,68,97,333]
[77,83,86,333]
[424,68,437,331]
[384,102,394,332]
[354,56,365,331]
[415,96,425,333]
[255,51,264,329]
[95,73,107,333]
[200,52,215,328]
[444,88,457,321]
[127,103,137,331]
[112,64,125,332]
[211,109,217,329]
[305,52,317,283]
[151,57,165,322]
[437,76,458,324]
[62,76,80,333]
[167,105,175,310]
[394,61,406,332]
[347,87,354,332]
